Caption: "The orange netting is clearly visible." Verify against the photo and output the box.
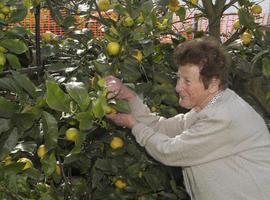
[13,9,270,41]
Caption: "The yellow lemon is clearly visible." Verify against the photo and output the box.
[37,144,47,159]
[114,179,127,189]
[65,127,79,142]
[136,12,144,24]
[106,42,120,56]
[191,0,198,5]
[123,16,134,27]
[97,0,110,11]
[41,31,53,42]
[168,0,180,12]
[133,50,143,62]
[241,32,252,45]
[55,164,61,176]
[3,155,12,166]
[233,20,240,29]
[103,104,117,114]
[251,4,262,14]
[110,137,124,149]
[17,158,33,170]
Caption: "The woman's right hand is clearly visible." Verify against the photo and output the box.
[105,76,136,101]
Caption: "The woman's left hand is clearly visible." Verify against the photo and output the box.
[106,113,137,129]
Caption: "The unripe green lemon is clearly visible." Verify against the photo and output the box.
[65,128,79,142]
[233,20,240,29]
[123,16,134,27]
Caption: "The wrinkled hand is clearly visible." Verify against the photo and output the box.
[105,76,136,101]
[106,113,137,129]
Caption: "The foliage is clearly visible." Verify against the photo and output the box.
[0,0,269,199]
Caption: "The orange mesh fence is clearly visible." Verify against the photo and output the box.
[10,9,270,41]
[173,12,270,41]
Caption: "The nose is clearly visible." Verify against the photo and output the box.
[175,79,183,93]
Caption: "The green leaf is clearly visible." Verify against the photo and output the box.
[92,96,106,119]
[7,26,27,38]
[23,0,33,9]
[0,118,10,135]
[8,8,28,23]
[121,58,141,82]
[46,80,72,112]
[0,77,20,92]
[6,53,21,69]
[141,1,154,14]
[47,62,68,71]
[70,130,86,154]
[176,6,186,21]
[0,97,19,118]
[11,113,35,131]
[92,61,112,76]
[95,158,117,173]
[262,57,270,79]
[0,128,18,160]
[238,8,255,29]
[144,170,163,191]
[76,112,94,131]
[12,71,37,99]
[113,4,127,16]
[62,15,76,28]
[41,152,57,177]
[126,163,141,178]
[42,111,59,149]
[65,82,90,111]
[113,99,131,113]
[0,39,28,54]
[251,50,269,64]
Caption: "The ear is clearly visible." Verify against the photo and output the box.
[208,78,220,93]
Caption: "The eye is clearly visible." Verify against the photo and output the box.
[185,79,191,85]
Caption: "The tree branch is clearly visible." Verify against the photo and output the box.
[223,27,246,46]
[224,0,238,12]
[201,0,215,17]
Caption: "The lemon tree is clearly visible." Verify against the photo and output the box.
[0,0,269,199]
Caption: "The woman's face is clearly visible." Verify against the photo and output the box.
[175,64,218,111]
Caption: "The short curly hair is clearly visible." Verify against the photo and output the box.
[173,37,230,90]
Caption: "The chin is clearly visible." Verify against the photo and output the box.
[180,102,191,109]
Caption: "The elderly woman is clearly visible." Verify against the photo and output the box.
[105,37,270,200]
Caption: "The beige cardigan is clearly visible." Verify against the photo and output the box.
[130,88,270,200]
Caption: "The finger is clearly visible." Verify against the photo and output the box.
[105,113,118,120]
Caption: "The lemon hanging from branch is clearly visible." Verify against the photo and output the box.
[110,136,124,149]
[168,0,180,12]
[106,42,120,56]
[97,0,110,11]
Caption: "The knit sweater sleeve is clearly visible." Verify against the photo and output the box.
[129,95,185,138]
[131,114,232,167]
